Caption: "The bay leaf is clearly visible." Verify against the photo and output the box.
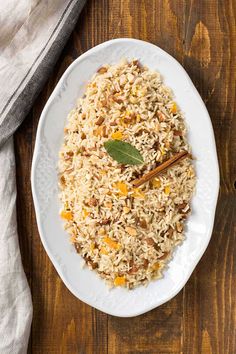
[104,140,144,165]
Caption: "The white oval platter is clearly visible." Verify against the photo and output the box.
[31,38,219,317]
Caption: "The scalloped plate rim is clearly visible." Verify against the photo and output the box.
[31,38,219,317]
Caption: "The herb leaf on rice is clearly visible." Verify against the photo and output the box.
[104,140,144,165]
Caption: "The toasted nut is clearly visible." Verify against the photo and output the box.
[123,206,131,214]
[125,227,137,236]
[158,252,169,260]
[94,125,107,137]
[174,130,183,136]
[84,255,98,269]
[64,167,74,174]
[123,116,132,124]
[81,132,86,140]
[157,111,166,122]
[112,96,123,104]
[168,226,174,238]
[128,264,139,274]
[103,126,108,137]
[176,222,183,233]
[154,243,160,251]
[152,262,160,270]
[88,198,98,207]
[60,175,66,186]
[178,202,190,214]
[74,243,81,253]
[97,66,107,74]
[94,173,101,181]
[140,219,148,229]
[98,229,106,237]
[100,218,110,225]
[123,112,136,124]
[145,237,155,246]
[132,59,143,70]
[120,165,126,173]
[95,117,105,125]
[100,99,107,107]
[153,141,160,150]
[90,261,98,269]
[136,217,147,229]
[128,267,138,274]
[105,201,112,209]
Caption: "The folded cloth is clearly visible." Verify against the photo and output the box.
[0,0,86,149]
[0,1,86,353]
[0,138,32,354]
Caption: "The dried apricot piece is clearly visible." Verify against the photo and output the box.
[171,102,177,114]
[100,247,108,255]
[152,262,160,271]
[164,185,170,195]
[60,210,73,220]
[111,130,123,140]
[114,181,128,197]
[132,188,145,199]
[114,276,126,286]
[152,178,161,188]
[103,237,120,250]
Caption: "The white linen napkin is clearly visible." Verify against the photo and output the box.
[0,1,86,352]
[0,138,32,354]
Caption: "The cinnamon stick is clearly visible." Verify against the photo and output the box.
[132,150,189,188]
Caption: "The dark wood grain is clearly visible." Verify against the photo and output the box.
[14,0,236,353]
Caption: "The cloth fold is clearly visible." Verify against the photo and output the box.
[0,138,32,354]
[0,1,86,353]
[0,0,86,149]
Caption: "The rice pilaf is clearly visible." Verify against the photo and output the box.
[58,59,196,289]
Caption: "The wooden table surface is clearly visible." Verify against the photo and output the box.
[15,1,236,353]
